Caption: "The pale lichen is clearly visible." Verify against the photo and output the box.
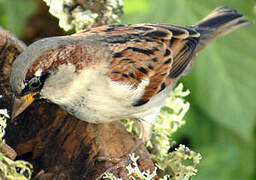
[149,83,190,156]
[126,153,157,180]
[122,83,190,154]
[43,0,123,32]
[0,109,33,180]
[102,173,123,180]
[103,153,157,180]
[0,109,9,144]
[102,146,201,180]
[161,144,202,180]
[148,84,202,179]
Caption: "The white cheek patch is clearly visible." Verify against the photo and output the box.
[40,63,76,101]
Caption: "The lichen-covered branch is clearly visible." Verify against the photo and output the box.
[101,145,201,180]
[43,0,123,31]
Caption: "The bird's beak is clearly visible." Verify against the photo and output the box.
[11,93,37,120]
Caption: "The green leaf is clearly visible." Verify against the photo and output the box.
[0,0,35,37]
[174,106,255,180]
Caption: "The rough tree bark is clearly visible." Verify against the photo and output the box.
[0,26,156,179]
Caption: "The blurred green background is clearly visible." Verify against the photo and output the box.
[0,0,255,179]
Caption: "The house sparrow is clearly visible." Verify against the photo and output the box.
[10,7,251,140]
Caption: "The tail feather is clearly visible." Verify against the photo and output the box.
[194,7,252,51]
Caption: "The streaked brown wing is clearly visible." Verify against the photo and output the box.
[84,24,200,106]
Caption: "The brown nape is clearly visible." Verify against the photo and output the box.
[25,42,98,79]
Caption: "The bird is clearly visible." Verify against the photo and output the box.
[10,7,251,141]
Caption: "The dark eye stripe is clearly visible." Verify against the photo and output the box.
[21,73,49,96]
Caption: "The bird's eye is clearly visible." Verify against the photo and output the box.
[29,77,41,90]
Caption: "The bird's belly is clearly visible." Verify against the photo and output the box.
[64,96,161,124]
[64,80,175,124]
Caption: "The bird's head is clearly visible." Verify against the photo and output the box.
[9,37,61,119]
[9,34,103,120]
